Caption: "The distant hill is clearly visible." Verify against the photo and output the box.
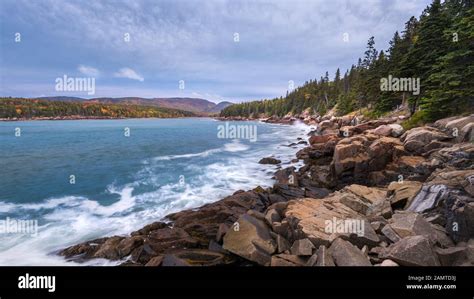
[38,96,233,114]
[206,101,233,113]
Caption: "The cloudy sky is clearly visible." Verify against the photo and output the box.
[0,0,431,103]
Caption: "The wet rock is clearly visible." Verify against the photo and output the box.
[131,243,158,264]
[117,236,144,257]
[131,222,168,237]
[222,214,276,266]
[92,236,124,260]
[147,227,199,253]
[259,157,281,164]
[385,236,440,266]
[329,238,372,266]
[167,190,269,244]
[274,167,298,186]
[59,237,109,261]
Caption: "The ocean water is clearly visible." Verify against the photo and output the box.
[0,118,311,265]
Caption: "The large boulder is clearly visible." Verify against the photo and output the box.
[384,236,440,266]
[167,189,270,245]
[290,238,315,256]
[372,125,393,136]
[388,124,404,137]
[283,188,381,248]
[328,238,372,266]
[388,211,438,244]
[333,133,404,183]
[401,127,452,155]
[222,214,276,266]
[428,143,474,170]
[309,134,338,145]
[342,184,390,218]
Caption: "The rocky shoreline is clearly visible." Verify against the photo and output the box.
[59,112,474,266]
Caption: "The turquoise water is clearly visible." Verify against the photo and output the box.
[0,118,310,265]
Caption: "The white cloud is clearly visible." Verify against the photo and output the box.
[114,68,144,82]
[2,0,432,100]
[78,65,100,77]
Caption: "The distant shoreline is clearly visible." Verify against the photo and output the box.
[0,115,207,122]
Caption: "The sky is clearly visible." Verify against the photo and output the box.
[0,0,432,103]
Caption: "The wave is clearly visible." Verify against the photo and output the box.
[151,140,249,161]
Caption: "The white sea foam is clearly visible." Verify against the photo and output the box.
[151,140,249,161]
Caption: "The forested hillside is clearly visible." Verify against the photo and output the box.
[0,98,195,119]
[221,0,474,123]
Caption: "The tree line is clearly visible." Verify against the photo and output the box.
[220,0,474,124]
[0,98,195,119]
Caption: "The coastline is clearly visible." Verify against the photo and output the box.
[0,115,206,122]
[52,112,474,266]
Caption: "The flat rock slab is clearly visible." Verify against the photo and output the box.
[222,213,276,266]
